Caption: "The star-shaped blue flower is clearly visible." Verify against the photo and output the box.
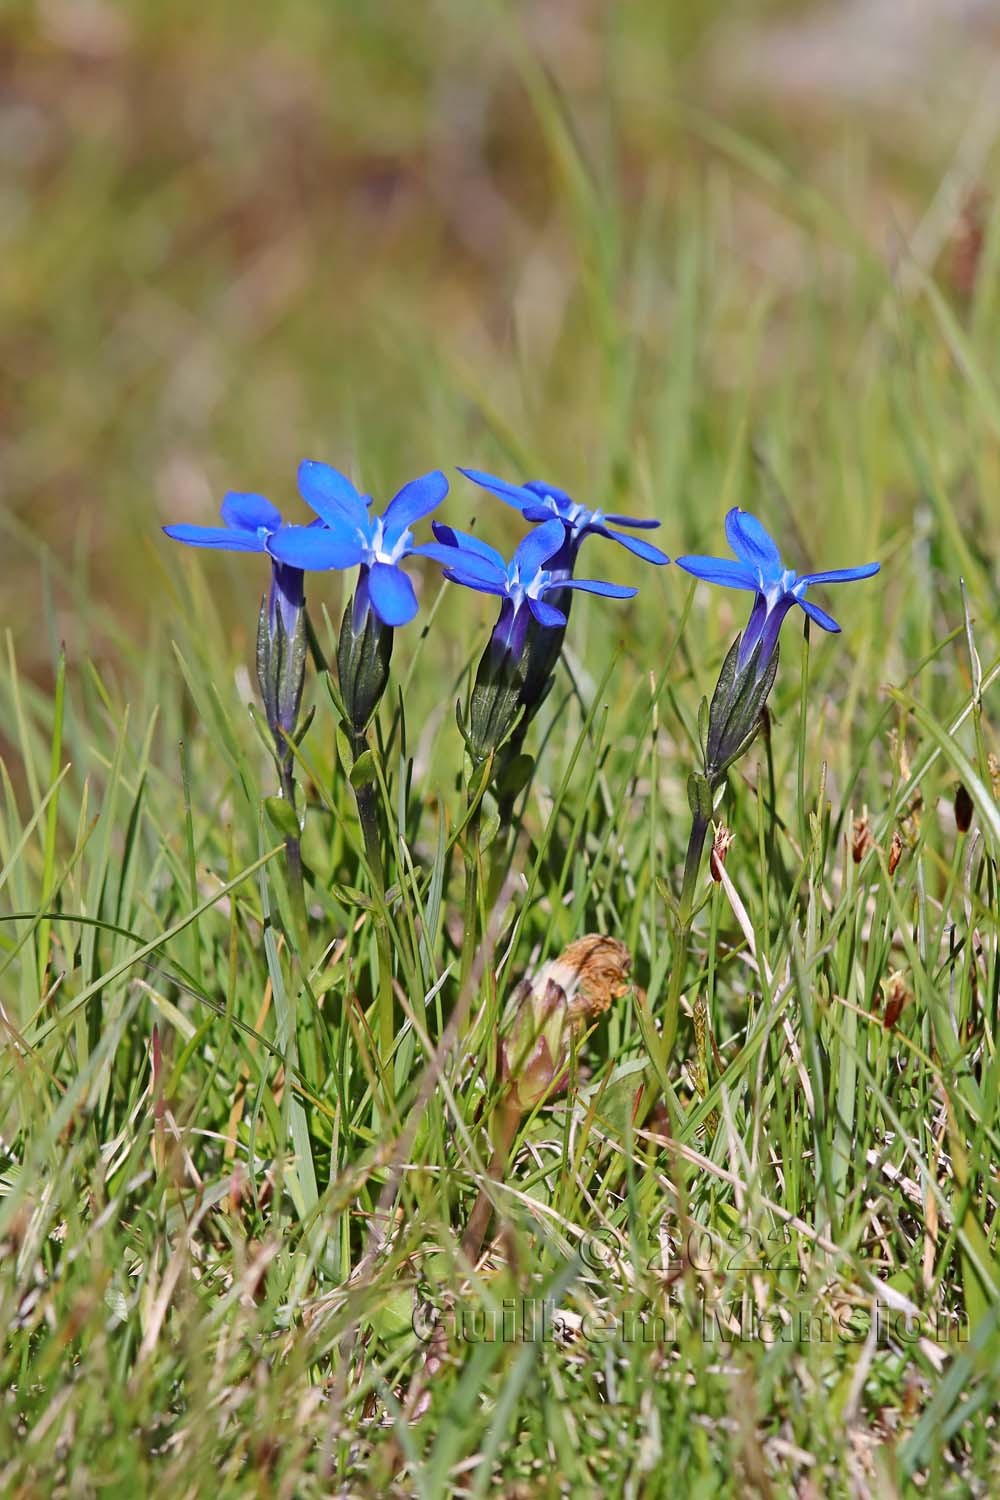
[163,490,286,555]
[458,468,670,567]
[163,490,305,637]
[420,518,637,639]
[677,508,880,671]
[266,461,449,627]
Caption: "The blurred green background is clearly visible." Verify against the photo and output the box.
[3,0,1000,686]
[4,10,1000,1485]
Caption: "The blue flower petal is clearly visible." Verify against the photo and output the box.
[603,528,670,565]
[458,467,534,514]
[443,569,508,597]
[797,562,881,586]
[675,555,758,590]
[415,543,507,589]
[555,578,638,599]
[797,596,841,633]
[429,523,507,573]
[724,509,782,578]
[163,524,266,552]
[603,513,662,530]
[368,561,418,626]
[527,596,566,628]
[758,596,797,664]
[219,492,282,534]
[267,524,365,571]
[298,460,369,530]
[382,470,449,544]
[522,504,558,524]
[513,519,567,577]
[523,480,573,506]
[739,594,768,666]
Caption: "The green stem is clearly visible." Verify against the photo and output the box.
[680,810,709,928]
[484,824,512,915]
[351,735,395,1073]
[278,755,308,945]
[459,798,482,1010]
[662,809,710,1065]
[461,1093,522,1264]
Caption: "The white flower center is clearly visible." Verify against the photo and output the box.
[759,567,798,606]
[562,499,599,531]
[367,517,411,566]
[506,561,551,610]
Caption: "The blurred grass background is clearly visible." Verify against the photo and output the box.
[5,5,1000,1490]
[4,0,1000,682]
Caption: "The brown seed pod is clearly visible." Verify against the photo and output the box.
[852,814,874,864]
[710,823,735,882]
[883,972,911,1030]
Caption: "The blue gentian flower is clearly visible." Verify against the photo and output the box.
[163,489,284,556]
[266,461,449,628]
[164,485,312,823]
[163,490,305,645]
[458,468,670,567]
[432,519,638,769]
[677,508,880,672]
[420,518,636,649]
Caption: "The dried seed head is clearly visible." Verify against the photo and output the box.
[947,185,988,300]
[888,829,903,876]
[549,935,632,1021]
[852,813,874,864]
[954,783,974,834]
[710,823,735,881]
[901,790,923,843]
[988,752,1000,801]
[883,972,911,1030]
[889,729,912,783]
[501,936,631,1111]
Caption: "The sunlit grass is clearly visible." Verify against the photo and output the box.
[3,3,1000,1493]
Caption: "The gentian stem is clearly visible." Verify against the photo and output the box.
[680,808,710,928]
[658,621,778,1074]
[278,750,308,941]
[662,808,710,1064]
[256,564,309,946]
[459,798,482,1017]
[336,582,399,1079]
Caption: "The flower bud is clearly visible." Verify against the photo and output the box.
[256,561,307,754]
[463,600,563,769]
[337,570,394,738]
[702,633,780,786]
